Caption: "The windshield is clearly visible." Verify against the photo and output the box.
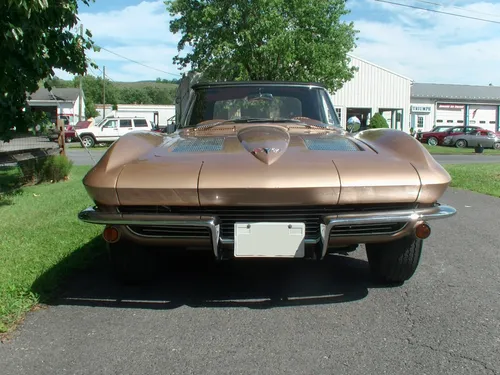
[184,85,341,128]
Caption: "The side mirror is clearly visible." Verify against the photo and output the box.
[346,122,360,133]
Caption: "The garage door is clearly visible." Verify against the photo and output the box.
[468,105,497,131]
[435,103,465,127]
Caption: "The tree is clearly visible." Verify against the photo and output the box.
[73,75,119,108]
[166,0,358,91]
[369,113,389,129]
[0,0,96,141]
[43,76,73,89]
[85,100,99,119]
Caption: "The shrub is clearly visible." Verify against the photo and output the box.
[17,155,73,184]
[40,155,73,182]
[369,113,389,129]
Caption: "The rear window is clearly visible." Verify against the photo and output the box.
[134,119,149,127]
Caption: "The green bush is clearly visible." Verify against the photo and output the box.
[369,113,389,129]
[18,155,73,184]
[40,155,73,182]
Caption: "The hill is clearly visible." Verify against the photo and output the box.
[42,76,180,117]
[112,81,178,90]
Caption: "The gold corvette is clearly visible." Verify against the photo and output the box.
[78,81,456,284]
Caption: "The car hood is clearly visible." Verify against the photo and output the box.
[108,124,424,206]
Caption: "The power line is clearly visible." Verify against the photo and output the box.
[87,65,100,78]
[94,65,117,83]
[412,0,500,19]
[96,45,181,77]
[373,0,500,24]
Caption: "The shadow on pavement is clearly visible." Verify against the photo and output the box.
[33,238,401,311]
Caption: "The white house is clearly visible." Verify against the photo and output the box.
[27,87,85,126]
[331,55,413,132]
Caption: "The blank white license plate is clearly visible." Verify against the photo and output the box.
[234,222,306,258]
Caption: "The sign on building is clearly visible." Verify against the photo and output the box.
[410,105,432,113]
[437,103,465,109]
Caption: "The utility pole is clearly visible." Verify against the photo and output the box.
[79,24,84,122]
[102,66,106,117]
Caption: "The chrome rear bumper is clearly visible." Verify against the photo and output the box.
[78,204,456,259]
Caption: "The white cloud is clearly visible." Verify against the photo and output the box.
[63,1,188,82]
[56,0,500,84]
[352,1,500,84]
[79,1,174,45]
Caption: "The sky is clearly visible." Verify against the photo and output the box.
[54,0,500,85]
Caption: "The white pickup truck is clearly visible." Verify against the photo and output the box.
[76,116,155,147]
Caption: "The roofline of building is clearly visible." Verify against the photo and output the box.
[410,98,500,105]
[347,53,414,82]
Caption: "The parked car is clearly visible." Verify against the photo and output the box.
[443,129,500,149]
[78,81,456,285]
[416,126,451,145]
[418,125,485,146]
[47,125,77,143]
[76,116,155,147]
[74,120,92,130]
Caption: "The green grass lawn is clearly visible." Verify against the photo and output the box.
[424,144,500,155]
[0,166,103,334]
[445,163,500,198]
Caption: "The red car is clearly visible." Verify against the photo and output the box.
[48,121,91,143]
[417,125,485,146]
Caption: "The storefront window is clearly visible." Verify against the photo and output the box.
[417,116,424,128]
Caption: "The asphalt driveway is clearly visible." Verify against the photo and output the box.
[1,189,499,375]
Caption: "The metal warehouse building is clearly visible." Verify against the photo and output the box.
[331,55,412,131]
[410,83,500,133]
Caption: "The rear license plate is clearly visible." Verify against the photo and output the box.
[234,222,306,258]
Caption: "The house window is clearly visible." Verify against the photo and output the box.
[436,119,443,123]
[417,116,424,128]
[457,120,464,124]
[447,120,453,123]
[479,120,486,124]
[335,108,342,123]
[489,121,496,124]
[470,120,476,124]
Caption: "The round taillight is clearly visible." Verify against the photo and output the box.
[415,223,431,239]
[103,226,120,243]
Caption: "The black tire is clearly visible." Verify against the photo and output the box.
[493,142,500,150]
[427,137,438,146]
[80,134,95,148]
[366,235,423,284]
[108,240,157,285]
[455,139,467,148]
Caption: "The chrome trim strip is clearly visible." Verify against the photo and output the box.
[320,204,456,258]
[78,207,221,257]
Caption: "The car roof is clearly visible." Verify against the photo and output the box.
[191,81,327,90]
